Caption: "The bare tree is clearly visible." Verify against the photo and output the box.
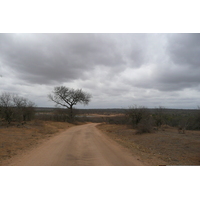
[13,95,35,123]
[0,92,35,125]
[127,105,149,127]
[0,92,14,124]
[48,86,92,122]
[153,106,166,128]
[23,100,35,121]
[13,95,27,122]
[194,106,200,130]
[127,105,154,133]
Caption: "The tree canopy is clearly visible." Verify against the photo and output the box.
[48,86,91,108]
[48,86,92,122]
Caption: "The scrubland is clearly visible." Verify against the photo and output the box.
[1,107,200,166]
[0,120,74,165]
[97,123,200,165]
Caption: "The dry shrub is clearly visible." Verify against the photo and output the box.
[161,124,170,129]
[136,118,154,134]
[127,105,154,134]
[37,121,72,134]
[40,125,57,134]
[30,120,72,135]
[177,126,186,134]
[32,120,44,127]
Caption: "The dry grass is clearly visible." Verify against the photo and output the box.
[97,123,200,166]
[0,120,74,165]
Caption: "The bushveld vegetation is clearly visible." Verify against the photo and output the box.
[2,87,199,166]
[34,106,200,133]
[1,89,200,134]
[1,91,200,165]
[0,92,35,126]
[126,106,200,133]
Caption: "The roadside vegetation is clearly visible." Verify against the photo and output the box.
[0,92,35,126]
[0,92,75,165]
[94,106,200,165]
[1,89,200,165]
[0,120,74,165]
[34,105,200,133]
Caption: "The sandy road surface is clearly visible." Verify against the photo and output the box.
[7,123,143,166]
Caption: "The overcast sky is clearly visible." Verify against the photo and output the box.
[0,33,200,109]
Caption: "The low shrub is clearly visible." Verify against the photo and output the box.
[136,117,154,134]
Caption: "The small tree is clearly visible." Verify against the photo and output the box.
[0,92,35,125]
[22,101,35,121]
[190,106,200,130]
[48,86,92,122]
[127,105,154,133]
[13,95,35,122]
[0,92,14,124]
[127,105,149,127]
[153,106,166,128]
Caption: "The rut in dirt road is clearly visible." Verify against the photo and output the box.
[7,123,143,166]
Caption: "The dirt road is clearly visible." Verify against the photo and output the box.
[7,123,143,166]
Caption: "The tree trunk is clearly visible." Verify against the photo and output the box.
[68,105,74,123]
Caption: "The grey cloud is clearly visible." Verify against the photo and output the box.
[0,33,125,84]
[138,67,200,92]
[128,47,145,67]
[167,33,200,68]
[138,34,200,92]
[115,33,150,68]
[1,33,200,109]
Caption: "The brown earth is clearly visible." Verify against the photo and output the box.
[0,120,74,165]
[1,119,199,166]
[82,113,125,117]
[97,123,200,165]
[2,123,142,166]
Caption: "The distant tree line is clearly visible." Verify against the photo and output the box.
[36,104,200,133]
[0,92,35,125]
[126,105,200,133]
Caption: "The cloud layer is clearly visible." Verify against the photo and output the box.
[0,33,200,108]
